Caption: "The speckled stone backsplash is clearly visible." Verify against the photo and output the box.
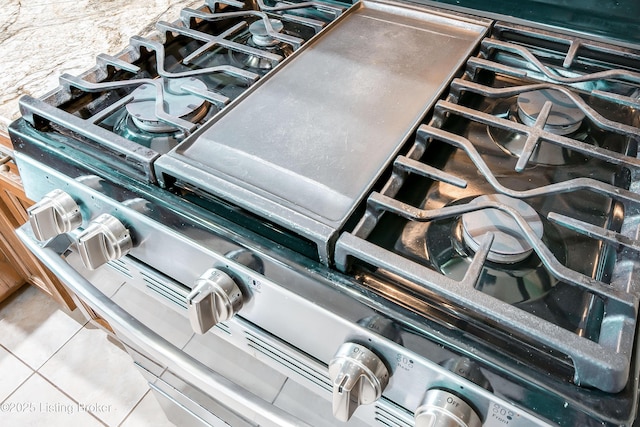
[0,0,200,135]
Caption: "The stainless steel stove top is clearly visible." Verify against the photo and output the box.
[9,1,640,426]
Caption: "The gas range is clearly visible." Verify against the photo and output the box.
[9,0,640,426]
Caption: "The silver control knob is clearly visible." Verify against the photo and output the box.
[28,189,82,241]
[415,389,482,427]
[76,213,132,270]
[187,268,244,334]
[328,342,390,422]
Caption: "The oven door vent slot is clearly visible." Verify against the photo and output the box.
[214,322,231,336]
[141,271,188,310]
[244,331,332,393]
[374,403,413,427]
[107,259,133,279]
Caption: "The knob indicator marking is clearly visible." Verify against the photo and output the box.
[328,342,390,422]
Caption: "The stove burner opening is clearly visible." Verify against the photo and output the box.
[125,77,209,133]
[487,91,596,166]
[423,195,566,305]
[516,89,585,135]
[461,194,543,264]
[230,19,293,70]
[250,19,284,47]
[112,77,213,153]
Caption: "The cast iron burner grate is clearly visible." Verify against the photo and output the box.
[17,0,344,182]
[335,22,640,394]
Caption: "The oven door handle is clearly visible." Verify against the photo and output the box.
[16,224,311,427]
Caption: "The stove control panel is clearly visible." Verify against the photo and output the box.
[76,213,132,270]
[28,189,82,241]
[328,342,390,422]
[186,268,244,334]
[415,389,482,427]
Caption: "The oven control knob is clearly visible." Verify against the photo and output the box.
[328,342,390,422]
[186,268,243,334]
[415,389,482,427]
[76,213,132,270]
[28,189,82,241]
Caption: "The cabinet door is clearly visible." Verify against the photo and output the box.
[0,134,75,310]
[0,235,25,301]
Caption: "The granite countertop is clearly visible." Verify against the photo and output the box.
[0,0,201,137]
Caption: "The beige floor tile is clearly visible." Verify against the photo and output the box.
[0,285,84,369]
[39,326,149,426]
[0,373,104,427]
[120,391,176,427]
[0,345,33,403]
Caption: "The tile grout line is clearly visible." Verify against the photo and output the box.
[117,389,151,427]
[0,371,36,406]
[0,285,163,425]
[0,340,37,405]
[0,361,106,426]
[0,285,90,370]
[0,290,38,406]
[34,317,87,372]
[0,286,123,425]
[35,322,153,426]
[34,371,109,427]
[0,341,20,361]
[34,324,115,426]
[17,319,107,425]
[0,324,81,373]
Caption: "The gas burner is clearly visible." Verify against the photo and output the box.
[461,194,543,264]
[113,114,182,154]
[125,77,210,133]
[230,19,294,70]
[516,89,585,135]
[487,92,595,165]
[113,77,213,153]
[250,19,284,47]
[423,195,566,305]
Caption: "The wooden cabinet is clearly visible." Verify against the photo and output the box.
[0,133,75,309]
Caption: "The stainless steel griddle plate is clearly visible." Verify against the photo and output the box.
[155,0,490,262]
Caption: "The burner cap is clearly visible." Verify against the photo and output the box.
[517,89,585,135]
[126,77,208,133]
[249,19,284,47]
[461,194,544,264]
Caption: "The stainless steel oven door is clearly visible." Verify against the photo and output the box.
[17,223,313,427]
